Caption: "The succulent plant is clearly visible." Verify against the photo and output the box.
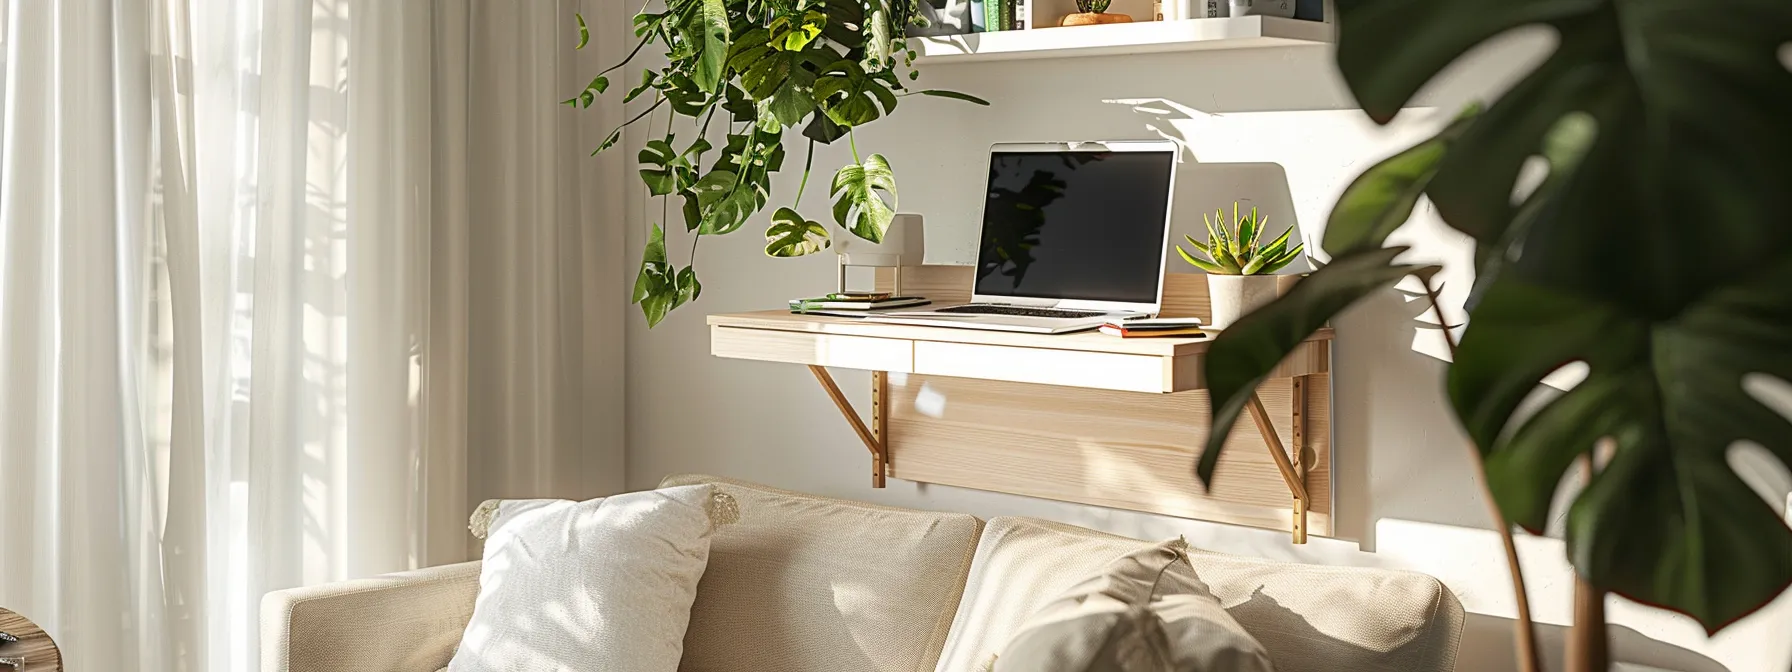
[1075,0,1112,13]
[1175,202,1304,275]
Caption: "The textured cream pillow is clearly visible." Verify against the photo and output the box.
[992,539,1276,672]
[447,484,736,672]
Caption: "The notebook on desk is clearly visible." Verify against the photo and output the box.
[867,140,1179,334]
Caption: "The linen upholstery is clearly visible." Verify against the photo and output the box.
[938,517,1463,672]
[447,485,723,672]
[659,474,984,672]
[994,539,1274,672]
[261,561,480,672]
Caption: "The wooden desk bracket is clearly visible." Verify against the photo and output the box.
[807,365,887,487]
[1244,387,1310,544]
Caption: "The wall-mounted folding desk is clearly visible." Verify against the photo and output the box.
[708,266,1334,542]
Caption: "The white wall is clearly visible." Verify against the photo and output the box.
[620,26,1792,672]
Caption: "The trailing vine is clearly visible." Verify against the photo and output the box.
[565,1,989,326]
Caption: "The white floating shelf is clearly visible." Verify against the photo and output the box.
[912,16,1333,63]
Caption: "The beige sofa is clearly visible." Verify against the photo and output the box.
[262,475,1463,672]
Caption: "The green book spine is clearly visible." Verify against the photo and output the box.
[984,0,1002,31]
[998,0,1012,31]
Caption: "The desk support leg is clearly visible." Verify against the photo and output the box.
[1245,391,1309,544]
[808,365,887,488]
[872,371,889,487]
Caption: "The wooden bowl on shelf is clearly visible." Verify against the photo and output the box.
[1060,12,1134,26]
[0,609,61,671]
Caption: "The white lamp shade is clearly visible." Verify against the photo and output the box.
[837,213,925,267]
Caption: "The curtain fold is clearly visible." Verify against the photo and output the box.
[0,1,625,669]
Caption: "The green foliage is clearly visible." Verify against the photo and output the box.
[764,206,831,256]
[1199,0,1792,633]
[1074,0,1112,13]
[631,223,676,327]
[1175,202,1305,275]
[567,1,990,326]
[830,153,898,243]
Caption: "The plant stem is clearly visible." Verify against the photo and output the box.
[849,129,861,164]
[606,96,668,150]
[598,33,654,78]
[1567,454,1610,672]
[794,138,816,206]
[1421,275,1541,672]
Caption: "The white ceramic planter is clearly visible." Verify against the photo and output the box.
[1206,274,1278,329]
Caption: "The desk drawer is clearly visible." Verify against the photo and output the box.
[912,341,1169,393]
[711,326,914,371]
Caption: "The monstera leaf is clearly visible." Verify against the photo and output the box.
[830,154,897,243]
[1200,0,1792,634]
[674,266,702,307]
[1329,0,1792,631]
[815,60,897,128]
[1337,0,1792,315]
[631,223,677,327]
[1452,264,1792,631]
[763,207,830,257]
[639,136,710,196]
[688,0,730,92]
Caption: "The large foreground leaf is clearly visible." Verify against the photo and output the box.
[1452,259,1792,632]
[1336,0,1792,316]
[1197,247,1429,486]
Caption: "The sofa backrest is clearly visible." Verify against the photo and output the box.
[660,475,983,672]
[935,517,1465,672]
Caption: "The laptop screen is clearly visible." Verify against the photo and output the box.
[974,149,1175,305]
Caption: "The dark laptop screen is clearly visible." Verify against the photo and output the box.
[973,150,1174,304]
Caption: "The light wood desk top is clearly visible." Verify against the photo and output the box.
[709,311,1333,356]
[708,310,1333,394]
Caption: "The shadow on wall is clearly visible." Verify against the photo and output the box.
[1101,95,1492,548]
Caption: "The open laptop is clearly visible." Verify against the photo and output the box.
[868,141,1177,334]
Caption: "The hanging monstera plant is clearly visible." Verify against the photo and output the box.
[565,0,988,326]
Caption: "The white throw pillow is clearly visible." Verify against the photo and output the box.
[992,539,1275,672]
[447,484,736,672]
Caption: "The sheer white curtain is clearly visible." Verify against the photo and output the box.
[0,1,624,670]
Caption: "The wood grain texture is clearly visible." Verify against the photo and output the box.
[886,373,1332,536]
[876,265,1307,321]
[0,609,62,672]
[913,341,1172,393]
[712,311,1277,357]
[711,315,1329,393]
[711,325,915,371]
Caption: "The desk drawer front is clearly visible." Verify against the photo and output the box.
[711,326,914,371]
[911,341,1167,393]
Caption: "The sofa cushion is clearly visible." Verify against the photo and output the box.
[937,517,1464,672]
[659,475,984,672]
[993,539,1274,672]
[447,485,726,672]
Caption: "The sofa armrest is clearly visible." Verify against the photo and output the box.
[261,561,481,672]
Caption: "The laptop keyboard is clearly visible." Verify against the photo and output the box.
[934,304,1105,319]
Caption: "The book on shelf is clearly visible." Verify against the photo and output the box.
[1013,0,1028,30]
[984,0,1002,31]
[970,0,987,31]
